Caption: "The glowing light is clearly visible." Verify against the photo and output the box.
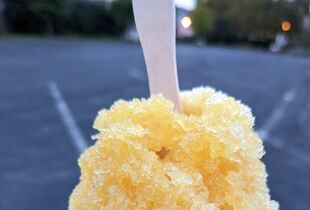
[282,21,292,32]
[181,16,192,29]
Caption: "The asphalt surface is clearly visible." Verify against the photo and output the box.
[0,38,309,210]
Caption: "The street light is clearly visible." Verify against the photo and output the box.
[281,21,292,32]
[181,16,192,29]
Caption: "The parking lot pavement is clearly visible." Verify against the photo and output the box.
[0,38,309,210]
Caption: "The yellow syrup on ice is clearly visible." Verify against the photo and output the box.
[69,87,278,210]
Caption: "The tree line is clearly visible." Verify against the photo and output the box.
[192,0,306,45]
[3,0,307,46]
[3,0,133,36]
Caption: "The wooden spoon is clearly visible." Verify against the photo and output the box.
[132,0,182,112]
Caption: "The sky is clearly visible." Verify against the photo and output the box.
[175,0,196,10]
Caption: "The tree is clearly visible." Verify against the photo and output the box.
[4,0,40,33]
[191,0,213,39]
[68,1,114,35]
[4,0,69,34]
[28,0,68,34]
[207,0,303,44]
[110,0,134,35]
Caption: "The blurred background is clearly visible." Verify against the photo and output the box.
[0,0,309,209]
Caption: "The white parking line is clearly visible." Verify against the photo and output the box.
[259,89,296,141]
[267,137,310,163]
[47,81,88,154]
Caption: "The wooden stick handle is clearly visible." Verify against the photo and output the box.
[133,0,181,112]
